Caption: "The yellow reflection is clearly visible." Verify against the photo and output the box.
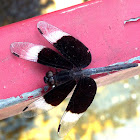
[81,120,102,140]
[136,105,140,118]
[97,86,106,93]
[104,120,113,129]
[41,0,84,14]
[40,0,48,5]
[65,129,77,140]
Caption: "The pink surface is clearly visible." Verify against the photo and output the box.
[0,0,140,100]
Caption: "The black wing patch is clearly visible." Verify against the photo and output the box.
[37,21,91,68]
[54,36,91,69]
[38,48,74,69]
[22,80,76,117]
[58,77,97,137]
[66,77,97,113]
[44,80,76,106]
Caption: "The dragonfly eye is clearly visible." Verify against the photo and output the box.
[44,71,55,86]
[49,77,55,85]
[46,71,53,77]
[44,77,48,83]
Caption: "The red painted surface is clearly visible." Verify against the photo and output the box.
[0,0,140,100]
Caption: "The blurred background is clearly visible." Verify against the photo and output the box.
[0,0,140,140]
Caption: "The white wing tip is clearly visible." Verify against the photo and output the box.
[37,21,70,44]
[10,42,21,57]
[37,21,47,27]
[57,111,84,137]
[10,42,45,62]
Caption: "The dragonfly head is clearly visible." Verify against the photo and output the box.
[44,71,55,87]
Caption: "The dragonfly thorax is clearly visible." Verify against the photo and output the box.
[44,69,84,87]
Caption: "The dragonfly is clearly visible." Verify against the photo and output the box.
[10,21,138,137]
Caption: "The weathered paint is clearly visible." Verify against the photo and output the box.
[0,86,49,109]
[110,56,140,66]
[124,17,140,24]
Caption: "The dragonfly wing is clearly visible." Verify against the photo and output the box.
[37,21,91,68]
[10,42,73,69]
[22,80,76,118]
[58,77,97,137]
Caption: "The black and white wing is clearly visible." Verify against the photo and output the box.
[11,21,91,69]
[37,21,91,68]
[58,77,97,137]
[22,80,76,118]
[10,42,74,70]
